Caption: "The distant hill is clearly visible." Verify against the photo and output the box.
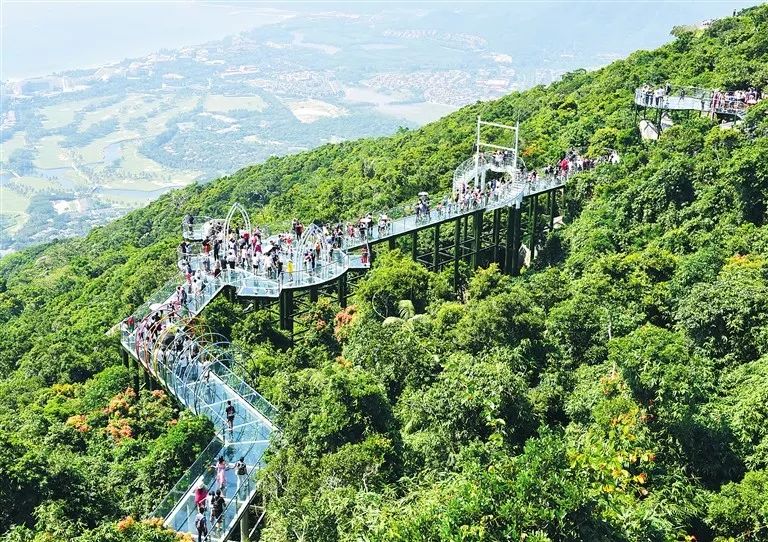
[0,4,767,541]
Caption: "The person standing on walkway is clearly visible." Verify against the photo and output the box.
[215,456,230,493]
[211,489,225,529]
[225,400,236,434]
[235,456,248,496]
[195,506,209,542]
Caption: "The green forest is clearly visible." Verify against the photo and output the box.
[1,5,768,541]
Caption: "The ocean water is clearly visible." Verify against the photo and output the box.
[0,1,297,80]
[1,1,762,81]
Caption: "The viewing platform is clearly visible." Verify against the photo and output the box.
[633,85,761,119]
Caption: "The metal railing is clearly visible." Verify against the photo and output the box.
[634,85,756,118]
[452,152,519,191]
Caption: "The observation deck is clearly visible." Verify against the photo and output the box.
[633,85,757,119]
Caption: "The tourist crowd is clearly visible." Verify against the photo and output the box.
[638,83,763,114]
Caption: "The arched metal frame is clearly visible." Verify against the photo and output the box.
[139,305,261,419]
[223,203,252,245]
[294,223,327,264]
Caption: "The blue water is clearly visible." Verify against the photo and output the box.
[2,1,762,81]
[1,2,296,80]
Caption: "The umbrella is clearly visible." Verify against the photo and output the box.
[150,303,163,311]
[418,191,429,196]
[360,217,372,224]
[263,244,275,254]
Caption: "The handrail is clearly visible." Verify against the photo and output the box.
[151,437,225,521]
[634,85,760,118]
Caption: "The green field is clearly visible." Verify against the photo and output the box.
[144,97,200,136]
[39,97,101,130]
[204,94,268,112]
[0,186,30,216]
[34,136,68,169]
[78,131,140,164]
[12,176,61,192]
[0,132,27,161]
[78,94,158,131]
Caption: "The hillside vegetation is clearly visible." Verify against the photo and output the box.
[1,5,768,541]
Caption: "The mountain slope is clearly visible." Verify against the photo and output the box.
[1,5,768,541]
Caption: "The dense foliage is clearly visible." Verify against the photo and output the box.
[1,5,768,541]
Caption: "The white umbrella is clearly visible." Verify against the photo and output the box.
[418,191,429,196]
[150,303,163,311]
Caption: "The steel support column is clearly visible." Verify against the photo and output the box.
[130,354,140,392]
[411,231,418,261]
[512,204,522,276]
[529,195,538,261]
[309,286,318,303]
[140,363,150,391]
[338,274,347,308]
[471,210,483,269]
[453,217,461,289]
[433,224,440,270]
[388,238,396,251]
[560,188,566,223]
[504,205,515,274]
[240,509,250,542]
[280,289,294,332]
[492,208,501,264]
[549,189,556,231]
[463,215,469,254]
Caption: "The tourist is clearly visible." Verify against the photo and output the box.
[211,489,225,529]
[215,457,230,492]
[225,400,236,434]
[234,456,248,493]
[194,481,208,510]
[195,506,208,542]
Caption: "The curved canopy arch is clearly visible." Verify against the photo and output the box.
[223,203,252,243]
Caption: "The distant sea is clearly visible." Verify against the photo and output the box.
[2,1,763,82]
[0,1,297,80]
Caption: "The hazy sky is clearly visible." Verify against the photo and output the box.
[1,1,764,80]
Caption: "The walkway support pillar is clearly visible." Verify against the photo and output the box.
[433,224,440,271]
[130,354,140,392]
[504,205,514,274]
[240,509,250,542]
[121,348,129,368]
[280,289,294,332]
[338,274,347,308]
[560,187,567,224]
[549,189,556,231]
[471,210,483,269]
[453,217,461,290]
[463,215,469,254]
[492,208,501,264]
[529,195,538,261]
[513,202,522,275]
[309,286,318,304]
[505,204,522,276]
[411,231,418,262]
[144,366,152,391]
[388,238,396,251]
